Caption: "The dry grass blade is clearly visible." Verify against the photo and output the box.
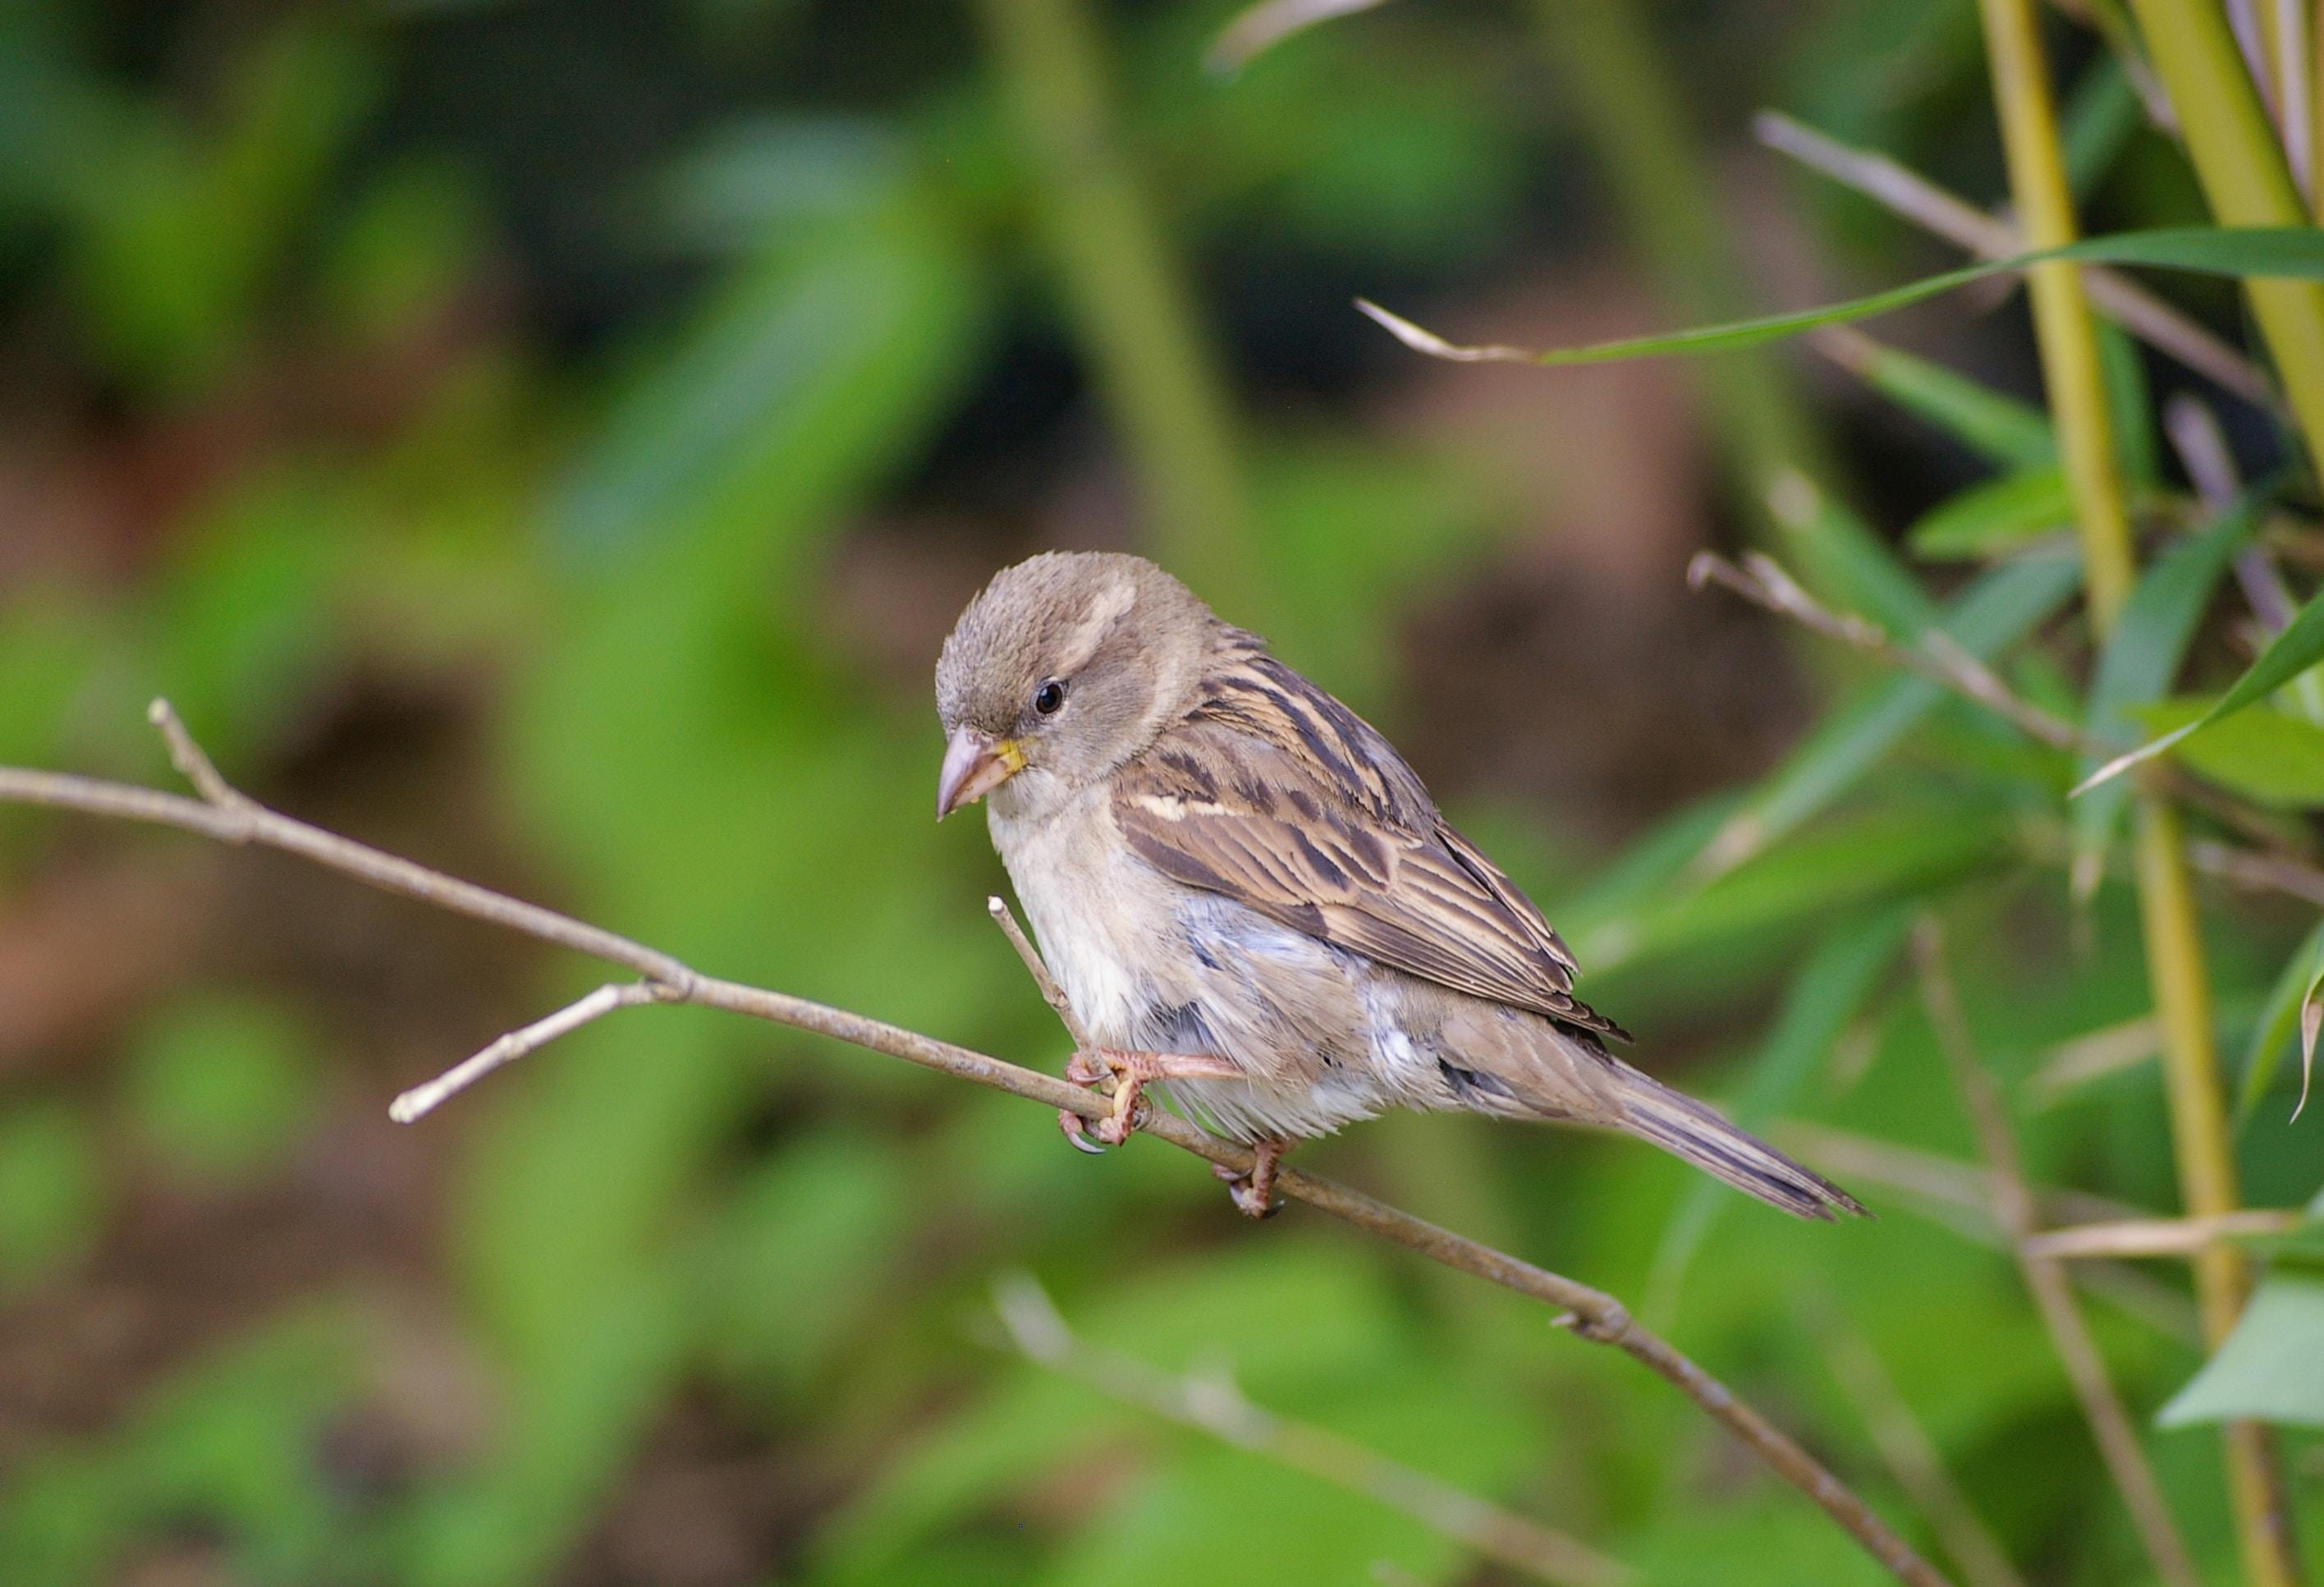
[2024,1209,2308,1259]
[2026,1016,2160,1105]
[1206,0,1390,74]
[991,1274,1631,1587]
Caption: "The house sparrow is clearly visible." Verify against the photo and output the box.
[936,550,1863,1221]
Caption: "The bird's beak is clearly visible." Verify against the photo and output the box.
[937,727,1025,819]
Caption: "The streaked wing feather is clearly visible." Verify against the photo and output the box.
[1116,656,1627,1040]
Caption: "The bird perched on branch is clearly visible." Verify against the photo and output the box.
[935,550,1863,1221]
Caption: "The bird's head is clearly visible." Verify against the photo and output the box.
[934,551,1220,819]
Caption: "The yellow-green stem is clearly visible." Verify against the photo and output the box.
[2128,0,2324,465]
[1980,0,2139,620]
[971,0,1261,614]
[1976,3,2301,1584]
[2134,796,2301,1585]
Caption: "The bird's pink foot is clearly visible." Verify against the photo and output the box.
[1212,1138,1288,1218]
[1064,1047,1240,1147]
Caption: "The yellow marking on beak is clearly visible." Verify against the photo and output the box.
[937,729,1028,819]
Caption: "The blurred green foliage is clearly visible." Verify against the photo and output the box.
[0,2,2321,1586]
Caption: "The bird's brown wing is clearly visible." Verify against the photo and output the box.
[1112,659,1628,1040]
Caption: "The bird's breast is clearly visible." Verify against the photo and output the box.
[986,790,1172,1047]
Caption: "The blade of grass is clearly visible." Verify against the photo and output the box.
[1811,328,2056,470]
[1907,469,2074,560]
[1358,226,2324,370]
[2074,581,2324,792]
[2071,492,2269,901]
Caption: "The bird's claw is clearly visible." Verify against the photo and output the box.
[1060,1047,1238,1154]
[1212,1139,1287,1218]
[1093,1094,1139,1147]
[1057,1108,1107,1154]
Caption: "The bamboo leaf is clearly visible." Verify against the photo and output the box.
[2158,1272,2324,1429]
[1834,339,2056,469]
[2240,921,2324,1121]
[1359,227,2324,368]
[2066,497,2264,872]
[1906,468,2072,560]
[1764,470,1938,633]
[1698,547,2081,877]
[2074,570,2324,796]
[2097,320,2159,486]
[1605,805,2005,970]
[2132,699,2324,808]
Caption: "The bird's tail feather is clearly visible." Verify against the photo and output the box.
[1607,1064,1865,1221]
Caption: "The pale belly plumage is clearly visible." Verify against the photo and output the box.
[985,779,1432,1142]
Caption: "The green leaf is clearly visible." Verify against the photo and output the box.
[2077,565,2324,795]
[2097,320,2159,486]
[1906,468,2071,560]
[1359,227,2324,366]
[1764,470,1937,633]
[2133,698,2324,808]
[2062,51,2142,195]
[1834,338,2055,469]
[1599,804,2005,971]
[1695,546,2081,875]
[2068,496,2263,888]
[2158,1272,2324,1429]
[1643,909,1910,1322]
[2240,921,2324,1121]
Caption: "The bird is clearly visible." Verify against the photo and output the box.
[934,550,1864,1222]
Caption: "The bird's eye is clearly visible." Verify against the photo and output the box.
[1032,679,1066,716]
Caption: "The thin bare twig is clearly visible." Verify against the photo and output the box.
[2164,394,2304,635]
[1755,112,2273,407]
[390,981,667,1122]
[0,704,1955,1587]
[2027,1015,2161,1104]
[987,896,1093,1049]
[1773,1122,2146,1229]
[2023,1209,2308,1259]
[1688,551,2080,751]
[1913,920,2203,1587]
[1689,549,2324,897]
[2188,838,2324,906]
[2045,0,2180,130]
[992,1274,1630,1587]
